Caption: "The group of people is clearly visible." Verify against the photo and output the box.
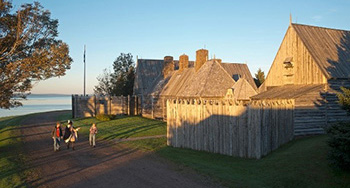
[51,120,98,151]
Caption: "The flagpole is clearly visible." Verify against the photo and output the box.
[83,45,86,96]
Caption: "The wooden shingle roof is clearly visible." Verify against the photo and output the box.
[159,68,195,97]
[292,23,350,79]
[133,59,164,96]
[178,60,236,97]
[251,84,325,100]
[220,62,257,90]
[232,78,258,100]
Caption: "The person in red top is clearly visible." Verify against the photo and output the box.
[51,122,63,151]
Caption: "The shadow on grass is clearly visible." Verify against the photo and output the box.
[153,135,350,188]
[103,123,164,140]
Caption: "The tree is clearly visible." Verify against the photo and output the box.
[94,53,135,96]
[111,53,135,96]
[254,68,265,87]
[93,68,114,96]
[0,1,72,109]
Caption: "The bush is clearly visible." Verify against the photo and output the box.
[337,86,350,113]
[327,123,350,171]
[96,114,115,121]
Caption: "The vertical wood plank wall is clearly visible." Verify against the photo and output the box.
[72,95,139,118]
[167,98,295,159]
[264,26,326,88]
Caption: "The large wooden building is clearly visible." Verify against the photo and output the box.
[133,49,257,119]
[256,22,350,135]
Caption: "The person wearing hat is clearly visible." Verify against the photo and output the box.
[63,120,80,150]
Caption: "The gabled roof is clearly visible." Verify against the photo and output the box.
[251,84,324,100]
[220,62,257,90]
[159,68,195,97]
[133,59,164,96]
[232,78,258,100]
[292,23,350,78]
[178,60,236,97]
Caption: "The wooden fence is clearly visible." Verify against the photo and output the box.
[72,95,141,118]
[167,98,294,159]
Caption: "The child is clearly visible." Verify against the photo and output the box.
[51,122,63,151]
[89,123,98,147]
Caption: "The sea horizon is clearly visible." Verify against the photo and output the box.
[0,94,72,118]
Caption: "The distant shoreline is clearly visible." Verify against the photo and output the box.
[30,94,72,96]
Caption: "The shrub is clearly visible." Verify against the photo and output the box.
[327,122,350,171]
[96,114,115,121]
[336,86,350,113]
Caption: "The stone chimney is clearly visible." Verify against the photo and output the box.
[179,54,189,72]
[195,49,208,71]
[163,56,174,78]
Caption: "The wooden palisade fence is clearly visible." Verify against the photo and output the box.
[167,98,295,159]
[72,95,141,118]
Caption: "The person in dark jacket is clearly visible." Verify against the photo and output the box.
[63,120,72,149]
[64,120,80,150]
[51,122,63,151]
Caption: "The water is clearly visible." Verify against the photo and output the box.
[0,94,72,118]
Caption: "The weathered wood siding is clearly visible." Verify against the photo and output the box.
[72,95,140,118]
[264,26,326,89]
[167,98,294,159]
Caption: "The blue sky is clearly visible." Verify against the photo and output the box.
[12,0,350,94]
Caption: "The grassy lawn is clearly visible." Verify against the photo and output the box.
[67,115,349,187]
[125,135,350,188]
[67,115,166,140]
[0,115,29,187]
[2,112,349,188]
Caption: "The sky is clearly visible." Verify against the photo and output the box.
[12,0,350,95]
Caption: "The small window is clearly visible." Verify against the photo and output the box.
[283,57,293,68]
[232,74,241,81]
[283,57,294,84]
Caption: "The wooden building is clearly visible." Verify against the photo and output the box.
[257,22,350,135]
[133,49,257,119]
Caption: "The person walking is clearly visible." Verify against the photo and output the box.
[89,123,98,147]
[51,122,63,151]
[63,120,80,150]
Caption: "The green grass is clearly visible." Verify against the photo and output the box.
[3,112,348,188]
[0,115,30,188]
[124,135,350,188]
[0,111,72,188]
[69,116,166,139]
[124,137,167,151]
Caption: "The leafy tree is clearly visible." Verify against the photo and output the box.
[337,86,350,112]
[254,68,265,87]
[0,1,72,109]
[93,68,114,96]
[111,53,135,96]
[94,53,135,96]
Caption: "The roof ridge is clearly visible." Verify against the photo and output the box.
[198,61,215,96]
[221,62,246,65]
[292,23,350,33]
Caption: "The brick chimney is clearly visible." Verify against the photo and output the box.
[179,54,189,72]
[195,49,208,71]
[163,56,174,78]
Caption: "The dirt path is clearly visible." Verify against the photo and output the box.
[20,111,220,188]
